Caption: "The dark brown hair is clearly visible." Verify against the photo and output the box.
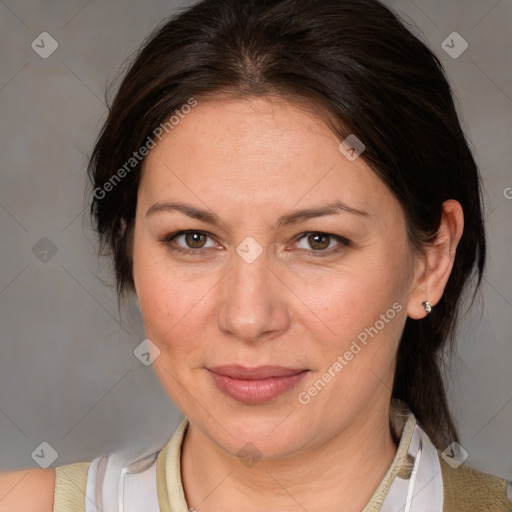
[88,0,486,448]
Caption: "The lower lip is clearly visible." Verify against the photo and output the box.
[208,370,309,404]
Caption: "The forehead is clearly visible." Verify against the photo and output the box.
[137,96,394,221]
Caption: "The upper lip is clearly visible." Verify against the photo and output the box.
[208,365,308,380]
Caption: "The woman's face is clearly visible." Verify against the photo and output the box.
[132,96,419,458]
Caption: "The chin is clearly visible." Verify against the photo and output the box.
[223,427,306,461]
[197,404,312,459]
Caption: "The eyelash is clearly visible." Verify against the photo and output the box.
[158,230,350,257]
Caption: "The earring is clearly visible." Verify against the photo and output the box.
[422,301,432,314]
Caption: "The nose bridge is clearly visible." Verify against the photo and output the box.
[216,238,290,341]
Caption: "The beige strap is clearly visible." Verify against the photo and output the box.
[53,462,90,512]
[157,418,190,512]
[438,451,512,511]
[157,440,172,512]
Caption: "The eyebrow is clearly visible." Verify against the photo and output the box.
[145,200,369,227]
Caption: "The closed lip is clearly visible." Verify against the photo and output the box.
[207,365,308,380]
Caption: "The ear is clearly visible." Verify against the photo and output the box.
[407,199,464,319]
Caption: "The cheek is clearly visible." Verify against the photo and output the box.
[132,235,224,369]
[291,257,407,346]
[295,267,408,405]
[136,269,206,350]
[133,233,190,342]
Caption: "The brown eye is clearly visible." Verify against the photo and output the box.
[307,233,330,250]
[184,231,208,248]
[162,230,217,253]
[294,232,350,256]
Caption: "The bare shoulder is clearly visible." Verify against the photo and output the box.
[0,467,55,512]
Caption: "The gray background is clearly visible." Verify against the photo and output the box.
[1,0,511,481]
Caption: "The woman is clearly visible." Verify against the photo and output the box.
[1,0,510,510]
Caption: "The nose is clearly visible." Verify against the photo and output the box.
[216,244,291,343]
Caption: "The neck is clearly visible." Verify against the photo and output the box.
[181,401,398,512]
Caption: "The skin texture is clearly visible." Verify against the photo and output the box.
[132,96,463,512]
[0,468,55,512]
